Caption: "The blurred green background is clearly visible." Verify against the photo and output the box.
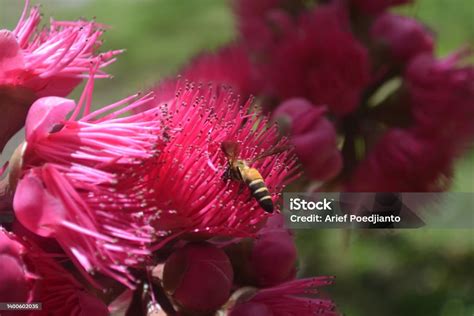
[1,1,473,315]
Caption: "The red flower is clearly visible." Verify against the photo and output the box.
[273,98,342,181]
[233,0,296,53]
[0,1,121,97]
[180,45,261,99]
[143,83,299,245]
[405,52,474,148]
[12,72,163,288]
[266,5,370,115]
[0,1,121,151]
[347,129,454,191]
[371,14,434,63]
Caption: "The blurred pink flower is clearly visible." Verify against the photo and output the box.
[233,0,297,53]
[347,129,454,191]
[144,83,299,244]
[162,242,233,313]
[273,98,343,181]
[180,45,261,99]
[229,277,338,316]
[0,228,108,316]
[351,0,412,15]
[371,14,434,63]
[12,73,163,288]
[266,5,370,115]
[405,52,474,148]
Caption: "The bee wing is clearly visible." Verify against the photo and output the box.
[221,141,240,165]
[250,145,290,164]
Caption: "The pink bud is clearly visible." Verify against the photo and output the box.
[347,129,454,191]
[163,242,233,313]
[251,229,297,287]
[273,98,342,181]
[372,14,434,63]
[226,214,297,287]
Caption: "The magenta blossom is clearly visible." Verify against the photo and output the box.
[180,45,261,99]
[0,228,108,316]
[0,1,121,97]
[405,51,474,148]
[347,129,454,191]
[266,5,370,115]
[233,0,296,54]
[371,14,434,64]
[143,82,299,245]
[12,73,163,288]
[0,1,121,151]
[273,98,342,181]
[229,277,338,316]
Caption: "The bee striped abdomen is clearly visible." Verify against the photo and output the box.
[245,168,274,213]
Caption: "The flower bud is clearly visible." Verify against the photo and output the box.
[371,14,434,63]
[273,98,342,181]
[163,242,233,314]
[252,229,297,287]
[226,214,297,287]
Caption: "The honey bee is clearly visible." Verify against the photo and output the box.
[221,141,288,213]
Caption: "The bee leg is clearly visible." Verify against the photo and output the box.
[238,182,245,195]
[222,167,231,182]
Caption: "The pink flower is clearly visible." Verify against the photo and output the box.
[405,52,474,148]
[273,98,342,181]
[371,14,434,63]
[229,277,338,316]
[350,0,412,15]
[347,129,454,191]
[233,0,296,53]
[143,83,299,244]
[179,45,261,99]
[12,73,163,288]
[0,1,121,151]
[162,242,233,313]
[0,1,121,97]
[0,228,108,316]
[266,5,370,115]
